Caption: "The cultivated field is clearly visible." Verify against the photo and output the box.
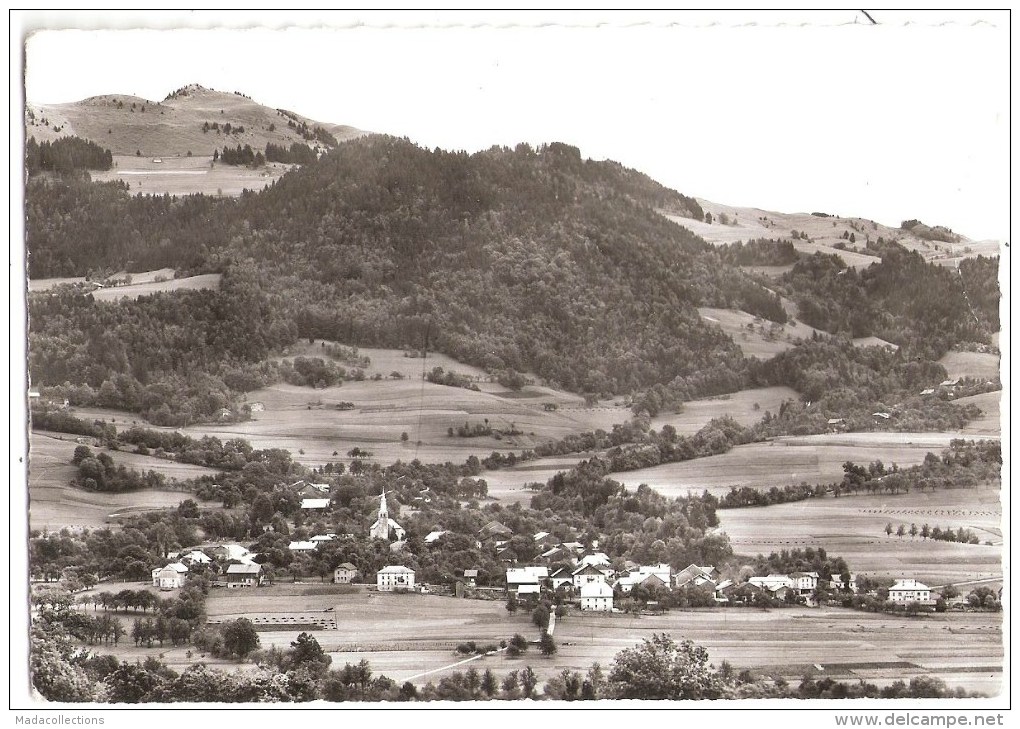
[91,156,292,198]
[609,431,989,497]
[88,588,1001,695]
[27,430,220,531]
[718,484,1002,587]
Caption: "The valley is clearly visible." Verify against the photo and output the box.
[22,81,1004,706]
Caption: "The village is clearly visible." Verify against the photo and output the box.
[144,481,974,620]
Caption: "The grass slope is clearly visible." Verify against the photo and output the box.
[27,84,364,157]
[663,198,999,269]
[28,431,220,531]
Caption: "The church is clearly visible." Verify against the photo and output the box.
[369,489,406,542]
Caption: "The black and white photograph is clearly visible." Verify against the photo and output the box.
[10,10,1009,719]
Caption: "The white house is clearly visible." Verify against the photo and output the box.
[424,530,448,544]
[151,562,188,590]
[300,498,330,510]
[580,582,614,611]
[333,562,358,584]
[790,571,819,595]
[889,579,931,603]
[377,565,415,592]
[288,541,317,552]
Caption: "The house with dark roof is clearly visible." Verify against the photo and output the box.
[224,563,263,588]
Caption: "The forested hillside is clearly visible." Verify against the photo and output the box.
[26,134,999,428]
[28,136,787,401]
[779,249,999,359]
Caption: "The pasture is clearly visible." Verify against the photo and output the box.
[27,430,220,531]
[953,391,1001,436]
[481,386,799,501]
[938,350,1000,382]
[28,267,221,301]
[29,266,176,292]
[89,589,1001,696]
[698,307,821,358]
[91,156,293,197]
[718,484,1002,587]
[664,200,996,270]
[91,274,221,302]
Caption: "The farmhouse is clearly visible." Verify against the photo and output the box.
[288,541,317,552]
[300,498,330,511]
[790,571,819,595]
[579,582,614,612]
[572,563,608,589]
[889,579,931,603]
[506,566,549,595]
[461,569,478,587]
[224,563,263,588]
[615,564,672,593]
[333,563,358,584]
[424,530,448,544]
[209,544,256,564]
[151,562,188,590]
[376,565,415,592]
[616,571,670,594]
[178,550,211,565]
[549,566,573,591]
[673,564,719,590]
[477,521,513,545]
[578,552,611,570]
[829,574,858,592]
[369,489,406,542]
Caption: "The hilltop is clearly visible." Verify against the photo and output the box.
[26,83,364,157]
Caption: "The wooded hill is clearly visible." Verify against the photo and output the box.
[28,136,788,399]
[26,133,999,426]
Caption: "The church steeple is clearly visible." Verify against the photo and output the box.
[371,487,404,542]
